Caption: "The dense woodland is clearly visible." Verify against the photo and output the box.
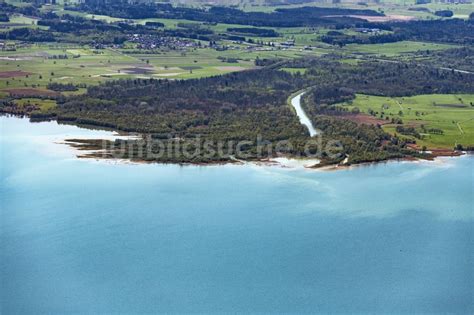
[12,57,471,164]
[0,1,41,17]
[322,19,474,46]
[1,13,218,44]
[414,47,474,72]
[227,27,279,37]
[67,0,474,46]
[70,1,383,27]
[392,19,474,45]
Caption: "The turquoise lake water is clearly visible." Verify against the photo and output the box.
[1,116,473,314]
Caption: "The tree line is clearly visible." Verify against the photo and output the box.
[6,56,471,164]
[70,0,383,28]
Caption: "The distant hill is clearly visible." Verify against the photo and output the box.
[170,0,379,5]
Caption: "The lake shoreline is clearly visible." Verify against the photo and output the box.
[3,100,473,315]
[1,113,467,171]
[67,141,468,172]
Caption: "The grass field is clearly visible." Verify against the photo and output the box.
[14,98,57,111]
[0,44,255,89]
[51,8,468,52]
[340,93,474,149]
[62,12,340,48]
[0,13,41,31]
[2,37,450,92]
[0,39,332,91]
[0,45,141,90]
[345,41,458,56]
[235,0,473,19]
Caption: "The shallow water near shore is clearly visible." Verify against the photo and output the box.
[1,116,473,314]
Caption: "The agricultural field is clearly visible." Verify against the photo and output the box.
[14,98,57,111]
[58,11,343,47]
[0,37,333,93]
[122,47,320,79]
[345,41,458,56]
[235,0,473,20]
[339,93,474,149]
[0,44,141,91]
[1,35,458,95]
[0,13,40,30]
[0,44,251,91]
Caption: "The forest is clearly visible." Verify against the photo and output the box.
[226,28,279,37]
[322,19,474,46]
[392,19,474,45]
[6,56,470,165]
[2,0,472,47]
[414,47,474,72]
[70,1,383,27]
[0,13,219,44]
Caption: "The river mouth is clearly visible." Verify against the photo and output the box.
[290,91,319,137]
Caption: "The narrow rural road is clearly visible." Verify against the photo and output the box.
[439,67,474,75]
[349,55,474,75]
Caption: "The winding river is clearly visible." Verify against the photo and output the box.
[290,91,318,137]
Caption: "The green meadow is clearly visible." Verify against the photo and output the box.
[0,40,331,91]
[0,13,41,30]
[0,45,138,90]
[234,0,474,20]
[2,38,453,92]
[14,98,57,111]
[340,93,474,149]
[0,44,247,89]
[345,41,458,56]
